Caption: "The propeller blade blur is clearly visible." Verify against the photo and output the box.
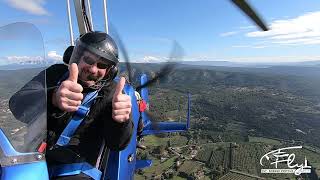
[110,27,133,83]
[231,0,269,31]
[136,41,184,91]
[136,63,175,91]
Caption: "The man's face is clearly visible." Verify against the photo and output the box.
[77,51,113,87]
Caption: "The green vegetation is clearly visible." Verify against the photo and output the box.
[248,136,282,145]
[143,135,188,147]
[132,63,320,179]
[143,157,175,174]
[138,156,177,179]
[178,160,203,176]
[143,135,168,147]
[219,171,258,180]
[2,64,320,179]
[134,174,145,180]
[172,176,186,180]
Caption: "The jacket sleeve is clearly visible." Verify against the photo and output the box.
[98,84,134,151]
[103,111,133,151]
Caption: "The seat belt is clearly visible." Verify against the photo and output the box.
[56,90,98,146]
[50,88,102,179]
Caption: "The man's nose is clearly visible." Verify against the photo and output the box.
[88,63,98,74]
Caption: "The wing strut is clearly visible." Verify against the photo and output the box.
[66,0,74,45]
[103,0,109,34]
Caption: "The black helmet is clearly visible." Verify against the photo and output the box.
[69,31,119,65]
[68,31,119,89]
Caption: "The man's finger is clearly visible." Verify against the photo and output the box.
[113,102,132,109]
[66,99,82,107]
[112,94,131,102]
[112,114,130,123]
[66,92,84,101]
[113,108,131,116]
[114,77,126,96]
[67,83,83,93]
[68,63,79,82]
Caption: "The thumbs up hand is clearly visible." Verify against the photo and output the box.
[53,63,84,112]
[112,77,132,123]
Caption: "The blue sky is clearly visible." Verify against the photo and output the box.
[1,0,320,64]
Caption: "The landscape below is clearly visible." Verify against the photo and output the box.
[1,62,320,179]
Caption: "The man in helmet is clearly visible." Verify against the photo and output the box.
[10,31,133,179]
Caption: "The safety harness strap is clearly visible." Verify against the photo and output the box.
[56,90,98,146]
[52,91,101,179]
[50,72,102,179]
[50,162,102,180]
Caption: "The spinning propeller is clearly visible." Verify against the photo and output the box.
[111,28,185,131]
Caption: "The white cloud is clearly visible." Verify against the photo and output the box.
[246,11,320,46]
[6,55,43,61]
[47,51,62,61]
[137,55,182,63]
[232,41,269,49]
[220,31,239,37]
[143,56,160,62]
[142,56,169,63]
[2,55,45,65]
[5,0,49,15]
[0,51,62,65]
[271,37,320,46]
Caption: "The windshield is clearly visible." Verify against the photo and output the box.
[0,22,46,155]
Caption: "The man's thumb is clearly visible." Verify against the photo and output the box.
[68,63,79,82]
[114,77,126,95]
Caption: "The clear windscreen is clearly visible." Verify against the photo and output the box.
[0,22,47,154]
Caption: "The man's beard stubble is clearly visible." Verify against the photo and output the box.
[87,74,99,81]
[79,70,101,84]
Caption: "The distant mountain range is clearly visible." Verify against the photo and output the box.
[172,61,320,78]
[177,60,320,68]
[2,59,320,79]
[0,58,62,70]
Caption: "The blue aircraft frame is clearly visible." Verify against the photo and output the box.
[105,74,190,180]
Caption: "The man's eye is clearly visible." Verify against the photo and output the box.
[97,63,110,69]
[83,56,95,65]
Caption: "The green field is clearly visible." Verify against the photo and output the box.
[143,135,188,147]
[143,135,168,147]
[172,176,186,180]
[248,136,282,145]
[140,156,177,178]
